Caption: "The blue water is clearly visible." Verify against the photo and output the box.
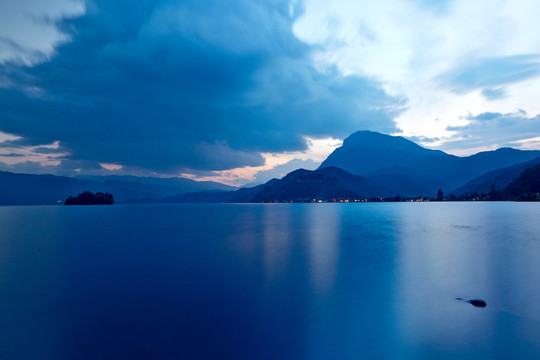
[1,203,539,359]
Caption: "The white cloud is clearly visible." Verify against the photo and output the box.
[0,131,21,143]
[0,140,69,166]
[436,110,540,155]
[99,163,123,171]
[293,0,540,150]
[0,0,85,64]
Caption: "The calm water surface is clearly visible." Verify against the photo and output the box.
[0,203,539,359]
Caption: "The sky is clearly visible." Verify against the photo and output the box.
[0,0,539,185]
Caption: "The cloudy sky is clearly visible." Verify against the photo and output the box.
[1,0,539,185]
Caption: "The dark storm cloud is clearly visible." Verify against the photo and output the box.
[0,0,402,173]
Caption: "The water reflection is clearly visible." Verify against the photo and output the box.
[262,205,292,279]
[394,202,540,358]
[306,205,341,295]
[394,204,490,354]
[2,203,540,359]
[225,206,261,265]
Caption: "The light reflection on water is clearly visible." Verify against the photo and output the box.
[306,205,340,295]
[0,203,539,359]
[262,204,292,280]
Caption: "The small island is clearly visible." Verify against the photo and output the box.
[64,191,114,205]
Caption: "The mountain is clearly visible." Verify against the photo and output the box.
[449,148,540,189]
[166,166,425,203]
[320,130,540,193]
[364,171,436,197]
[0,171,95,205]
[502,163,540,200]
[247,166,441,202]
[453,156,540,195]
[3,130,540,205]
[163,180,278,203]
[251,167,380,202]
[320,130,450,175]
[0,171,234,205]
[144,131,540,203]
[75,175,235,193]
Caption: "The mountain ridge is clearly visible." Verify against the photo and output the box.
[320,131,540,193]
[0,171,235,205]
[453,156,540,195]
[2,130,540,204]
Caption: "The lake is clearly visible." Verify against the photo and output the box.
[0,202,539,359]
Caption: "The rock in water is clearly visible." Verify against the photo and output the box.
[467,299,487,307]
[456,298,487,307]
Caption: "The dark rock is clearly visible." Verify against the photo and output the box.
[467,299,487,307]
[456,297,487,307]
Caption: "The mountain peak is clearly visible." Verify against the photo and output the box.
[345,130,406,143]
[319,130,444,175]
[341,130,440,155]
[319,130,540,192]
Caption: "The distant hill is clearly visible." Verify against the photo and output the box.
[251,167,378,202]
[364,171,436,197]
[484,163,540,201]
[0,171,95,205]
[452,156,540,195]
[164,167,426,203]
[501,163,540,201]
[248,166,443,201]
[0,171,235,205]
[163,180,278,203]
[320,130,540,193]
[76,175,235,193]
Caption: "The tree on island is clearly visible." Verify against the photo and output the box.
[64,191,114,205]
